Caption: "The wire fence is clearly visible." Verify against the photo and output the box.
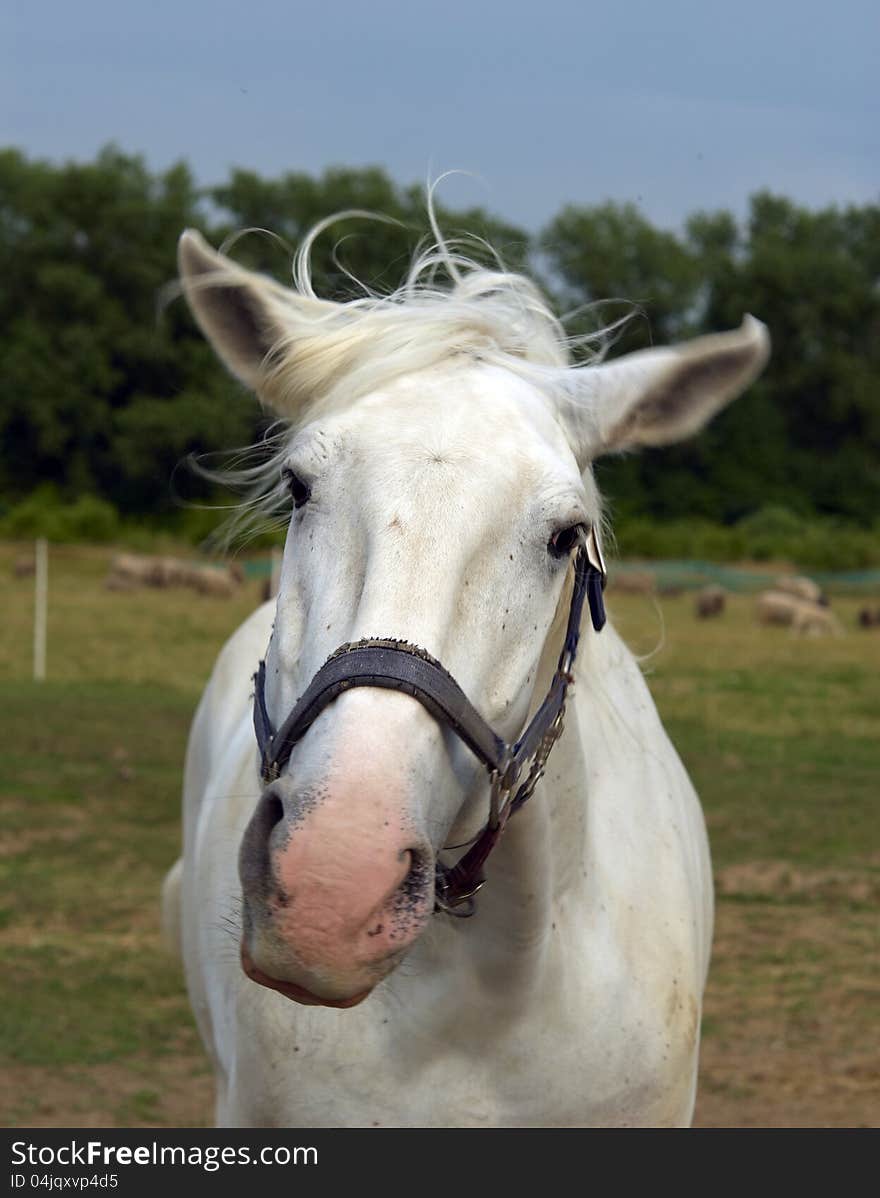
[608,559,880,595]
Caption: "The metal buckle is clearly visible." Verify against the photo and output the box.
[433,868,483,918]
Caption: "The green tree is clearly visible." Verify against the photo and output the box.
[690,193,880,523]
[540,200,702,352]
[0,146,255,515]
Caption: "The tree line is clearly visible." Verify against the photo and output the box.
[1,145,877,550]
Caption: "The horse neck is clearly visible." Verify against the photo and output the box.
[437,615,597,992]
[448,616,654,989]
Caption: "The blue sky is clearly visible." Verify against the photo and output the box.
[2,0,877,230]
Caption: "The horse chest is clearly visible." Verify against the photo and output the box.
[221,938,699,1128]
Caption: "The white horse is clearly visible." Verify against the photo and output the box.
[162,223,769,1127]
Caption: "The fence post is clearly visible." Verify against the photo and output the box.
[33,537,48,681]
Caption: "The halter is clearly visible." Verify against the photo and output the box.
[252,527,607,915]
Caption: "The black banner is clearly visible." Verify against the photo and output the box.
[3,1128,553,1195]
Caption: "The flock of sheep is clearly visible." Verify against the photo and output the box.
[690,575,843,634]
[105,552,245,598]
[611,571,877,636]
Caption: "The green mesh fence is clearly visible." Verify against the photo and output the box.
[242,558,275,580]
[608,559,880,595]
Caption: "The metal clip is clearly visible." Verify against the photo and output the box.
[585,524,607,583]
[433,868,483,917]
[550,706,565,739]
[434,893,478,918]
[488,754,517,830]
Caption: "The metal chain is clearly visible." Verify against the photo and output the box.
[510,703,566,815]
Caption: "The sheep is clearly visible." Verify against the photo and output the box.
[695,585,726,618]
[189,565,238,598]
[105,552,242,597]
[12,555,35,578]
[755,590,843,636]
[608,570,656,595]
[774,575,827,606]
[106,553,156,588]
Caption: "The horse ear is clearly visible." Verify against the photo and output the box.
[563,316,771,465]
[179,228,349,410]
[177,230,284,391]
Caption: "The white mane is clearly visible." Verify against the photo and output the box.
[190,218,623,545]
[250,224,625,414]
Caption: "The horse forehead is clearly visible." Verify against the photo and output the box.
[349,363,573,486]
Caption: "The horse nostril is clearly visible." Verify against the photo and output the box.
[265,792,284,832]
[397,847,430,905]
[252,788,285,844]
[239,787,286,900]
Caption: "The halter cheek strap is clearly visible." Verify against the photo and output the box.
[252,527,607,914]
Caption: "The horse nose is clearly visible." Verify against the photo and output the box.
[239,779,434,987]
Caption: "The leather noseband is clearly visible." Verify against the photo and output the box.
[252,528,607,914]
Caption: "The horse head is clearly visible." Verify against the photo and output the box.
[178,228,769,1009]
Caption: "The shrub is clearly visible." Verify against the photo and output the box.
[610,506,880,571]
[0,487,120,543]
[736,505,806,561]
[612,518,744,562]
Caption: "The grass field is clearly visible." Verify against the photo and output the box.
[1,542,878,1127]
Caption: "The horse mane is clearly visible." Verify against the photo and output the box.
[187,210,625,548]
[238,208,619,418]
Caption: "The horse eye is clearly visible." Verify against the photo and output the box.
[548,524,583,559]
[282,468,311,509]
